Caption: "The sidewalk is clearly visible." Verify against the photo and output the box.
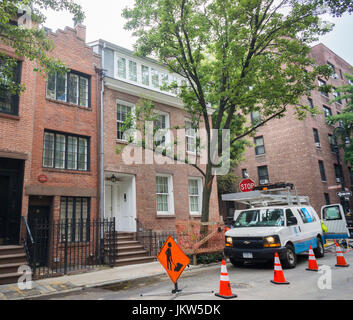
[0,261,220,300]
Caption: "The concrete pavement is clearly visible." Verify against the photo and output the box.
[0,260,220,300]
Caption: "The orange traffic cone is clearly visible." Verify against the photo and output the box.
[335,242,350,268]
[271,252,290,285]
[306,245,319,272]
[215,260,237,299]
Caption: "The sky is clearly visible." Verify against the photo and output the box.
[43,0,353,66]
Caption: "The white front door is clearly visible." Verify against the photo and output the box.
[104,175,136,232]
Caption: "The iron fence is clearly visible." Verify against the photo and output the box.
[21,218,116,280]
[135,219,176,256]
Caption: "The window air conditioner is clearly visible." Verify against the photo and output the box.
[315,142,321,148]
[336,178,341,183]
[260,179,269,185]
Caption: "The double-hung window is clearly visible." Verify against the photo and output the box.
[154,111,170,147]
[251,111,261,125]
[185,120,198,154]
[46,71,90,108]
[318,79,328,98]
[156,175,174,215]
[117,103,133,141]
[323,106,332,118]
[0,58,21,116]
[308,98,314,109]
[60,197,90,242]
[254,136,265,155]
[117,56,127,79]
[151,69,159,88]
[333,88,342,104]
[43,131,89,171]
[188,178,202,215]
[318,160,327,182]
[313,129,320,147]
[258,166,269,185]
[329,134,337,153]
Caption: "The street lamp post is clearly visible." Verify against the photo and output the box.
[333,126,352,232]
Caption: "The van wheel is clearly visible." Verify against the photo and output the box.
[282,244,297,269]
[314,237,325,258]
[230,258,243,268]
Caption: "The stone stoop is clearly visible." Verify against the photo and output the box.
[0,246,27,285]
[114,233,155,267]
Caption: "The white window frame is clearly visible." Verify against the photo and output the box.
[154,110,171,147]
[185,119,198,155]
[113,51,183,97]
[188,177,203,216]
[116,99,136,142]
[156,174,174,215]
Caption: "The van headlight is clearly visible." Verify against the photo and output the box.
[225,237,233,247]
[263,235,281,248]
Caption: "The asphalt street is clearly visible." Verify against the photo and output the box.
[35,247,353,300]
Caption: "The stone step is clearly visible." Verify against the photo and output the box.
[117,245,145,253]
[0,253,27,265]
[117,250,149,259]
[0,273,21,285]
[0,246,25,257]
[116,256,156,267]
[0,262,25,275]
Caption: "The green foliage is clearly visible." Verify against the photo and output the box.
[194,252,224,265]
[326,73,353,166]
[0,0,84,93]
[122,0,344,222]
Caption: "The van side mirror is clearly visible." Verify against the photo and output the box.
[287,216,298,226]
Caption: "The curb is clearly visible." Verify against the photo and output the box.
[19,262,221,300]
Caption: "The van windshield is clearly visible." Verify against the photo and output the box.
[234,209,285,227]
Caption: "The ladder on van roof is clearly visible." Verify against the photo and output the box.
[222,183,311,208]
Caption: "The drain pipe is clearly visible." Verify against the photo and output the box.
[99,42,106,262]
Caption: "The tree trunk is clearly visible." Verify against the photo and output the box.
[201,163,214,223]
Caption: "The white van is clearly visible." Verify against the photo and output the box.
[224,205,324,268]
[222,183,351,269]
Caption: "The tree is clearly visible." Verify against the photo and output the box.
[0,0,84,95]
[122,0,338,222]
[327,73,353,167]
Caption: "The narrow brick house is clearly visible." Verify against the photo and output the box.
[89,40,220,264]
[0,23,101,283]
[224,44,353,223]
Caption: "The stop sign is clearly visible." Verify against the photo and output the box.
[239,179,255,192]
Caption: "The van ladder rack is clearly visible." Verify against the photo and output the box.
[222,184,311,208]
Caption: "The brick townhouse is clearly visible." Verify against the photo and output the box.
[0,23,101,283]
[223,44,353,221]
[89,40,220,264]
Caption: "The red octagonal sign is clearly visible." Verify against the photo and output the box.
[239,179,255,193]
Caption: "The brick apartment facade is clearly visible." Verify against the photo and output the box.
[0,24,100,247]
[89,40,220,233]
[225,44,353,220]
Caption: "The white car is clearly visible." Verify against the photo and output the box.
[224,205,325,269]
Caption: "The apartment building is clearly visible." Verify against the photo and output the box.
[228,43,353,220]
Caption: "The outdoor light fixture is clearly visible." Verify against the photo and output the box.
[110,175,118,183]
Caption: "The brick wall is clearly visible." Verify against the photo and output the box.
[231,44,353,217]
[103,87,220,231]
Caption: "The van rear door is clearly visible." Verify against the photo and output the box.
[321,204,350,240]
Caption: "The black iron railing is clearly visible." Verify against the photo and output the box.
[135,219,176,256]
[20,218,116,280]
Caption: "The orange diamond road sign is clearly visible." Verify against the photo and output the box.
[157,235,190,284]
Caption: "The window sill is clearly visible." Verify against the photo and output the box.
[0,112,20,121]
[43,168,91,175]
[46,98,92,111]
[156,214,176,218]
[190,214,201,217]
